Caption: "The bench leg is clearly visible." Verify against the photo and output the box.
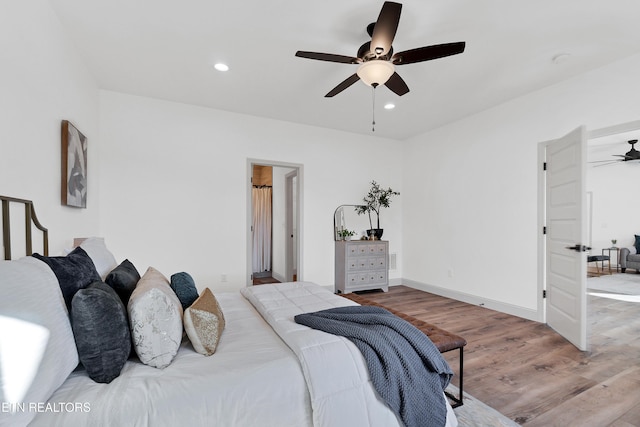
[445,347,464,408]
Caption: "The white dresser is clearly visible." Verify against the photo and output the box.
[335,240,389,293]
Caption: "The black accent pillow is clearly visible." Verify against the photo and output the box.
[33,246,101,311]
[635,235,640,254]
[71,281,131,383]
[105,259,140,307]
[170,272,199,310]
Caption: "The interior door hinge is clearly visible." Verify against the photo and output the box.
[543,290,547,298]
[543,162,547,171]
[543,226,547,235]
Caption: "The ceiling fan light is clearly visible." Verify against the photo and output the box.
[357,60,395,87]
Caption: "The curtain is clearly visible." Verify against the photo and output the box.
[252,186,272,273]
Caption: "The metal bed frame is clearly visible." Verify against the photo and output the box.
[1,195,49,260]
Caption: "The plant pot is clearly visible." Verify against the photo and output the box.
[366,229,384,240]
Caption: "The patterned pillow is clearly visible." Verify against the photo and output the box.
[184,288,225,356]
[32,246,102,311]
[170,272,199,310]
[106,259,140,306]
[128,267,183,368]
[71,282,131,383]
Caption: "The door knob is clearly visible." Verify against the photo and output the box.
[565,244,591,252]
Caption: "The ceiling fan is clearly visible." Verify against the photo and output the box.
[590,139,640,167]
[295,1,466,98]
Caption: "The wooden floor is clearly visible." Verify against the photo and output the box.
[358,285,640,426]
[252,275,280,285]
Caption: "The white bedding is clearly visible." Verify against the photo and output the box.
[26,282,456,427]
[241,282,457,427]
[29,293,312,427]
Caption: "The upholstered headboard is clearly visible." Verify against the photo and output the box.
[0,195,48,260]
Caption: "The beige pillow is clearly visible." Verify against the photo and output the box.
[184,288,225,356]
[128,267,183,368]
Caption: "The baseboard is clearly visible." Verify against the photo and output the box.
[271,272,286,283]
[397,278,539,322]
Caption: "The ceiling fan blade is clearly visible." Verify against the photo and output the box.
[370,1,402,57]
[325,74,361,97]
[611,154,631,158]
[385,72,409,96]
[295,51,360,64]
[392,42,466,65]
[592,161,622,167]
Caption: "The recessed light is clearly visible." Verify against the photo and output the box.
[384,103,395,110]
[213,63,229,72]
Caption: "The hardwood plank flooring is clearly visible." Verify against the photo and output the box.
[357,286,640,426]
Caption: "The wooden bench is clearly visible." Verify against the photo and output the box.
[340,292,467,407]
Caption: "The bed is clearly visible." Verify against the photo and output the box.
[0,195,457,427]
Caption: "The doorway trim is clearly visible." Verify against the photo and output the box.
[247,159,303,286]
[285,170,297,282]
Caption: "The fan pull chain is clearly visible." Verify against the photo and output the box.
[371,85,376,132]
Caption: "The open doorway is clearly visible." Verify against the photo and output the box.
[247,159,302,286]
[538,119,640,350]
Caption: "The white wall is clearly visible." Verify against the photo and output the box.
[98,91,403,292]
[587,141,640,255]
[402,52,640,319]
[0,1,100,256]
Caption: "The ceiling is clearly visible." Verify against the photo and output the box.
[48,0,640,140]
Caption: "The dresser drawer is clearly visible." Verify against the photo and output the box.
[367,257,387,269]
[347,270,387,286]
[346,257,368,271]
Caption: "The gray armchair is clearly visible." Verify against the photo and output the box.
[620,247,640,273]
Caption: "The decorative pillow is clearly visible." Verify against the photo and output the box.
[635,235,640,254]
[32,246,102,311]
[170,271,199,310]
[105,259,141,306]
[79,237,118,280]
[0,257,79,427]
[128,267,183,368]
[184,288,226,356]
[71,282,131,383]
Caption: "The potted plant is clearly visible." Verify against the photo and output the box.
[337,229,356,241]
[355,180,399,240]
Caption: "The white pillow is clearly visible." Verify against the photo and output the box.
[79,237,118,280]
[0,257,79,427]
[128,267,183,368]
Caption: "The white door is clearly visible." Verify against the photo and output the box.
[545,126,588,351]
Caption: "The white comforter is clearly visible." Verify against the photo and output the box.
[29,293,312,427]
[28,282,456,427]
[241,281,457,427]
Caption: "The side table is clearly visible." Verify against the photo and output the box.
[602,247,620,273]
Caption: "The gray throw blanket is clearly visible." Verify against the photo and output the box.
[295,306,453,427]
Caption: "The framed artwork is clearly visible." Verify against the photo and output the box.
[61,120,88,208]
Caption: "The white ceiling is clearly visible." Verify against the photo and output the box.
[49,0,640,140]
